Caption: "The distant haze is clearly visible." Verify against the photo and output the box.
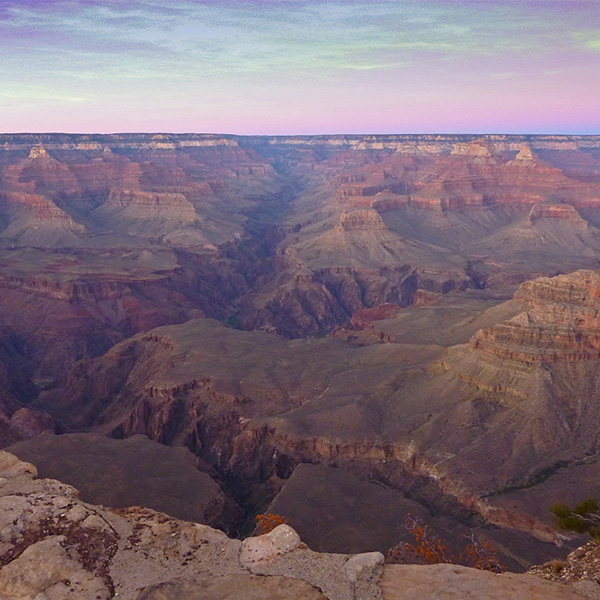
[1,0,599,135]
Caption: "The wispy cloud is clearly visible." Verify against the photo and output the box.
[0,0,599,133]
[572,30,600,51]
[2,0,587,76]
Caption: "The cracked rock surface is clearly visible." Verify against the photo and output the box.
[0,449,598,600]
[0,451,382,600]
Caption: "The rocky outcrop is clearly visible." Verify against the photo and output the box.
[27,145,51,160]
[101,189,198,221]
[529,537,600,594]
[471,270,600,363]
[347,303,403,329]
[527,203,588,226]
[0,450,384,600]
[381,564,591,600]
[508,145,537,166]
[450,140,495,158]
[0,450,596,600]
[338,209,388,232]
[0,191,80,224]
[7,433,229,527]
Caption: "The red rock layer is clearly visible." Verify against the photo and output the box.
[527,203,588,226]
[471,270,600,362]
[104,189,197,220]
[0,191,76,223]
[327,141,600,214]
[349,303,403,329]
[338,208,388,231]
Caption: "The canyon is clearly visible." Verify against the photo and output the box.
[3,134,600,577]
[3,449,598,600]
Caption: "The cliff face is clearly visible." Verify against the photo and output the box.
[1,133,600,374]
[2,449,589,600]
[338,209,388,231]
[527,203,588,225]
[4,134,600,495]
[103,189,197,217]
[38,315,573,567]
[471,270,600,362]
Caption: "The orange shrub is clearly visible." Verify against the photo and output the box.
[404,515,455,564]
[398,515,505,573]
[461,534,506,573]
[255,513,289,535]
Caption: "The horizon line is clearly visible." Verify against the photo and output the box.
[2,131,600,138]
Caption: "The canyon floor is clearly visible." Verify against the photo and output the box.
[2,133,600,578]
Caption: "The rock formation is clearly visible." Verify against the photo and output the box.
[471,270,600,362]
[527,203,588,226]
[27,145,51,160]
[0,450,596,600]
[7,433,230,527]
[529,537,600,596]
[0,132,600,375]
[338,209,388,232]
[449,140,495,158]
[508,144,537,166]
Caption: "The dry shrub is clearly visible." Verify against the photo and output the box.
[255,513,289,535]
[387,515,505,573]
[549,559,564,574]
[461,533,506,573]
[404,514,455,565]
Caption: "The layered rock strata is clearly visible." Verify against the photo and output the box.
[471,270,600,362]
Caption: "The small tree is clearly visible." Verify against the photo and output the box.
[461,533,506,573]
[403,515,455,564]
[551,498,600,537]
[387,515,505,573]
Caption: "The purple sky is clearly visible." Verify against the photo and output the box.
[1,0,599,134]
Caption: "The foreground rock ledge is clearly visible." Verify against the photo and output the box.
[0,450,596,600]
[381,564,595,600]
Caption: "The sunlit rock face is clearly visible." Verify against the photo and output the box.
[472,270,600,362]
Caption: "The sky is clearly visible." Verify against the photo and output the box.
[0,0,599,134]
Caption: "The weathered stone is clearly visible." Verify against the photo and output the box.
[380,563,586,600]
[239,525,301,565]
[572,580,600,600]
[0,536,110,600]
[0,451,37,479]
[136,575,327,600]
[342,552,384,583]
